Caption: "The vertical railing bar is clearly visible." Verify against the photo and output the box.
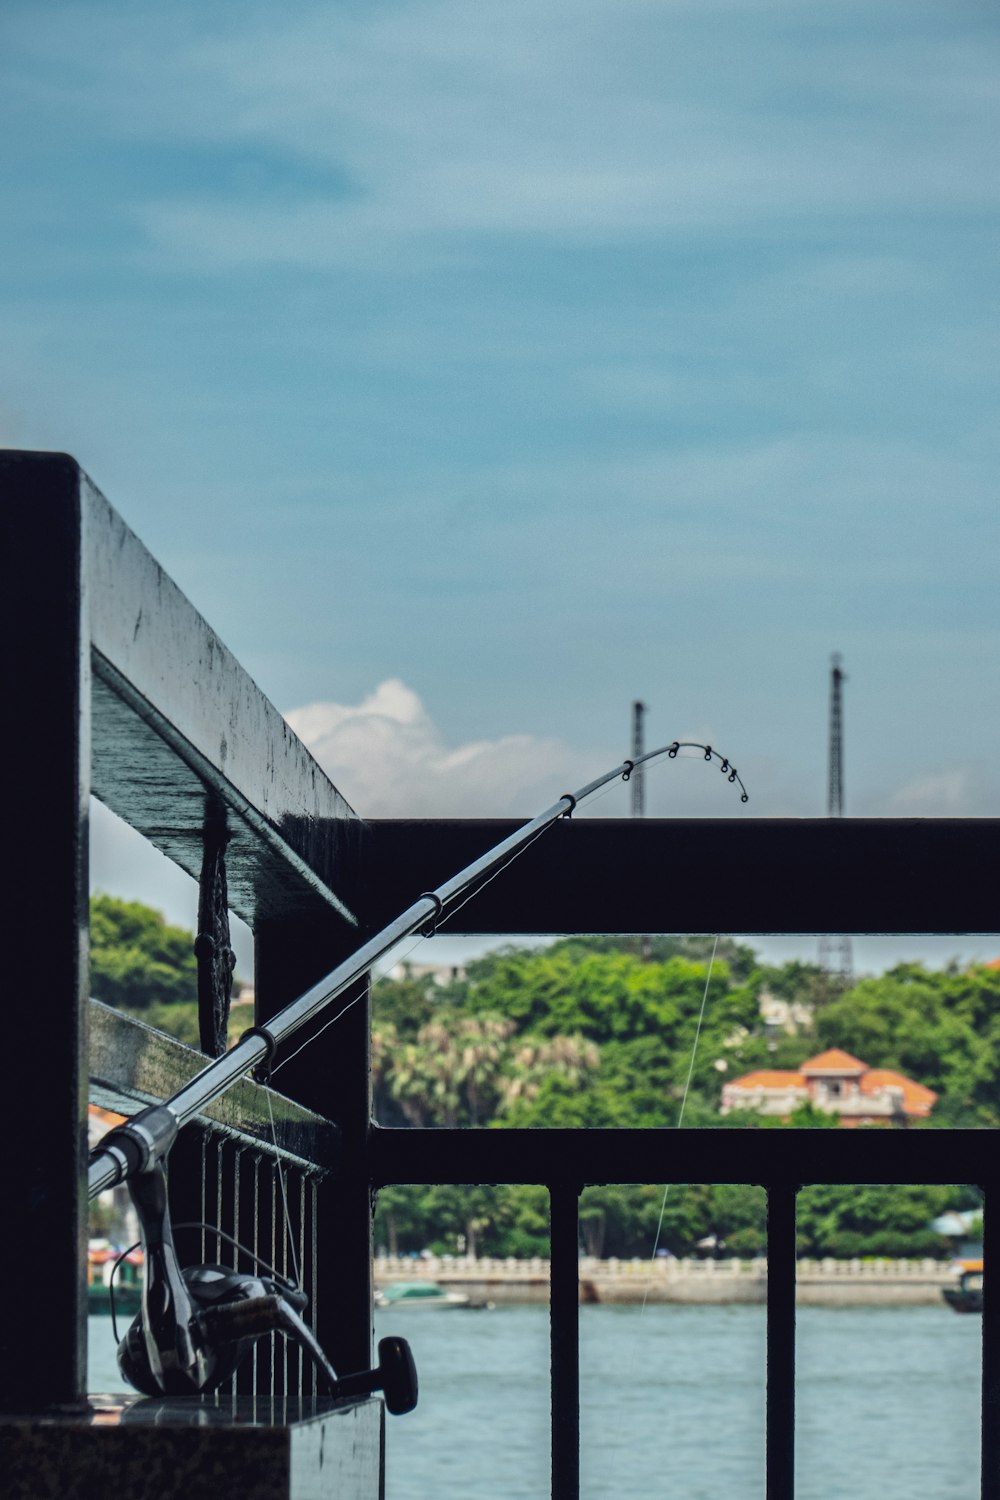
[550,1181,580,1500]
[982,1182,998,1499]
[229,1144,241,1405]
[252,1152,261,1407]
[271,1158,278,1397]
[282,1161,290,1400]
[311,1176,319,1399]
[766,1180,797,1500]
[199,1132,208,1266]
[298,1171,307,1399]
[232,1146,241,1270]
[215,1135,224,1266]
[215,1134,225,1408]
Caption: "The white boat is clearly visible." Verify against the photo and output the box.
[375,1279,470,1309]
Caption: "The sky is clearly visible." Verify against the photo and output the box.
[4,1,999,975]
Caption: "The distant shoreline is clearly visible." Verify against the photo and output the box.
[375,1255,957,1306]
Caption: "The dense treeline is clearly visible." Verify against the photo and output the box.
[89,899,991,1258]
[370,937,992,1257]
[372,936,1000,1133]
[373,1181,972,1263]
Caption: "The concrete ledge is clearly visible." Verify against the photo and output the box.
[0,1393,383,1500]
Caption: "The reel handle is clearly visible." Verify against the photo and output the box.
[333,1336,418,1415]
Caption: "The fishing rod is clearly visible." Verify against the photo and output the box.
[89,739,748,1200]
[86,739,746,1402]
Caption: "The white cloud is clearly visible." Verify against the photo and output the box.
[284,680,798,821]
[886,767,995,817]
[285,679,594,816]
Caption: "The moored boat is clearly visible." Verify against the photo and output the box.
[88,1239,143,1316]
[376,1279,470,1309]
[942,1258,982,1313]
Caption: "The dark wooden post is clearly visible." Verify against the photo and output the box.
[0,453,90,1410]
[255,914,372,1379]
[982,1177,999,1500]
[550,1181,580,1500]
[766,1181,797,1500]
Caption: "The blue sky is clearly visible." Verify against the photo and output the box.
[3,1,998,971]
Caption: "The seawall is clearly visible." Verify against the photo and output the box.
[375,1255,957,1307]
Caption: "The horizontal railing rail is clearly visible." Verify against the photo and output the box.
[357,816,1000,934]
[369,1122,993,1186]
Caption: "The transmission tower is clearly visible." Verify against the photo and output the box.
[827,653,845,818]
[818,655,853,983]
[631,702,653,959]
[631,700,645,818]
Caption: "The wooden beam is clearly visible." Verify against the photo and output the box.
[357,817,1000,935]
[370,1124,990,1188]
[0,451,362,928]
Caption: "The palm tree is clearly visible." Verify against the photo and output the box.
[500,1033,600,1112]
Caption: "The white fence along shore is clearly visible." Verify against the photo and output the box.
[375,1254,958,1306]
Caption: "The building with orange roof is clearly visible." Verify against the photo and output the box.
[721,1049,937,1126]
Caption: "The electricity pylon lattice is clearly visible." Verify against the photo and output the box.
[631,701,652,960]
[818,655,853,984]
[631,701,645,818]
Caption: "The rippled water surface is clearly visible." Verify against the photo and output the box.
[88,1303,981,1499]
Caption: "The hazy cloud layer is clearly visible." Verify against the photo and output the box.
[129,2,999,268]
[6,2,995,269]
[885,767,998,818]
[285,679,594,816]
[284,679,824,821]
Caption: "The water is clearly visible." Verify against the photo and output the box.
[796,1306,981,1500]
[88,1305,982,1499]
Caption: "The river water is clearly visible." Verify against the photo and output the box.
[88,1303,981,1499]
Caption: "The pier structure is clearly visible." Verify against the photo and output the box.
[2,451,999,1498]
[375,1254,957,1308]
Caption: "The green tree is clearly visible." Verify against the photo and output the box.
[89,893,245,1048]
[796,1183,965,1259]
[499,1034,601,1118]
[90,893,200,1010]
[371,973,442,1039]
[374,1183,552,1259]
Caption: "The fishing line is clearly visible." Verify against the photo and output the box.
[273,745,739,1077]
[291,769,645,1053]
[90,738,749,1203]
[87,735,750,1411]
[265,1083,302,1289]
[270,821,556,1079]
[641,933,720,1314]
[269,993,367,1079]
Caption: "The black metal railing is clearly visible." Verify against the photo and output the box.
[371,1124,998,1498]
[171,1127,324,1403]
[89,999,334,1405]
[2,450,996,1498]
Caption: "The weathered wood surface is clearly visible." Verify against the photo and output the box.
[89,1001,339,1171]
[83,467,361,928]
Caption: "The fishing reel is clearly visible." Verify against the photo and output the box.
[117,1159,417,1414]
